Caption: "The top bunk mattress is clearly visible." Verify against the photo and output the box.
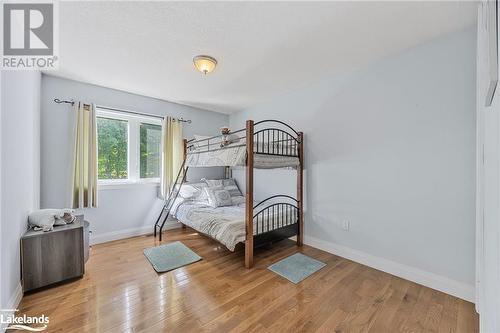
[186,144,300,169]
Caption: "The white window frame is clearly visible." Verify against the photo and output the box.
[96,108,162,187]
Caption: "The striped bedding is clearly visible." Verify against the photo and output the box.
[185,143,299,168]
[172,196,294,251]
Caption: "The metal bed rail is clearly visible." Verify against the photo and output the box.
[186,119,301,158]
[253,195,299,236]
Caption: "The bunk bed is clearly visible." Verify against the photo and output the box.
[154,120,303,268]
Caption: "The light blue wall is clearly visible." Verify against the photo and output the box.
[231,28,476,286]
[40,75,229,239]
[1,71,41,312]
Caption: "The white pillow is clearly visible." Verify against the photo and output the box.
[204,187,233,208]
[178,182,208,202]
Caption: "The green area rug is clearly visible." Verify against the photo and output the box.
[144,241,202,273]
[268,253,326,284]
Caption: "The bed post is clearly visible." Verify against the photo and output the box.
[224,166,231,179]
[297,132,304,246]
[182,138,187,230]
[245,120,254,268]
[183,138,187,167]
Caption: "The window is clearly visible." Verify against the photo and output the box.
[140,123,162,179]
[96,108,162,185]
[97,117,128,180]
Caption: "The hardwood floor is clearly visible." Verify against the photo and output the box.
[16,228,478,332]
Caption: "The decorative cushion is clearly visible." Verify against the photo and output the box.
[204,178,242,197]
[28,209,75,232]
[204,187,233,208]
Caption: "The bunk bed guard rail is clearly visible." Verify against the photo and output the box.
[253,120,300,157]
[185,119,301,157]
[252,195,299,247]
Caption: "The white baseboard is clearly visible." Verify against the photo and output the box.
[1,282,23,332]
[304,235,475,303]
[90,221,181,245]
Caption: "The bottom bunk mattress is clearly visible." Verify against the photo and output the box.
[173,197,295,251]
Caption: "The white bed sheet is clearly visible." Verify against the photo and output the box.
[173,197,295,251]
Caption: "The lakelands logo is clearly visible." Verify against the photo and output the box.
[2,1,59,69]
[1,309,49,331]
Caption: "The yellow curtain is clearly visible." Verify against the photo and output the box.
[161,116,183,199]
[71,102,98,208]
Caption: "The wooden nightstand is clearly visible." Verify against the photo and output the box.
[21,217,90,292]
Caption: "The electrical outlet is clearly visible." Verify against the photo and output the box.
[342,220,350,231]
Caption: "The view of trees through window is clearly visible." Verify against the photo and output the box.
[140,123,161,178]
[97,117,128,179]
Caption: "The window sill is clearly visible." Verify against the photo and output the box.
[98,181,160,191]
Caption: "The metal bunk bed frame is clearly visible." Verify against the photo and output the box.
[154,119,304,269]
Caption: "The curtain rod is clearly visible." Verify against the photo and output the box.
[53,98,192,124]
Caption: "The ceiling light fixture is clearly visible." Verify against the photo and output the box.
[193,55,217,74]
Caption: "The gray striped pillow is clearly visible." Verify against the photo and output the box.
[205,178,242,197]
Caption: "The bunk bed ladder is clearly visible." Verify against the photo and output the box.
[154,160,189,241]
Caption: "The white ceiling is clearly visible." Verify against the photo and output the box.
[51,1,477,114]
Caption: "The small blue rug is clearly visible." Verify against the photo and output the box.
[268,253,326,284]
[144,241,202,273]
